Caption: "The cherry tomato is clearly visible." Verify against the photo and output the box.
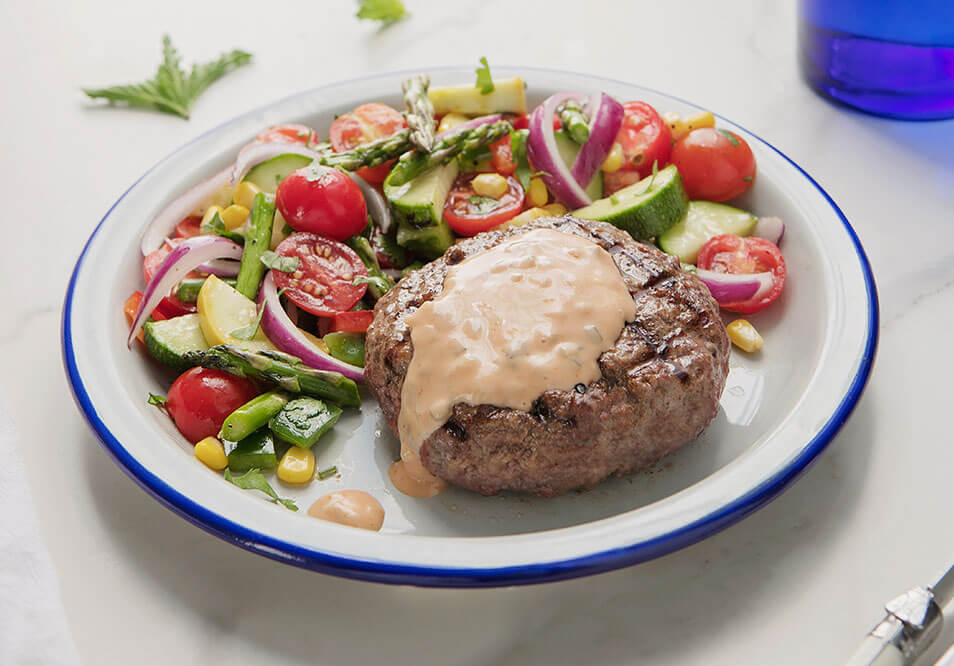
[671,128,756,202]
[508,114,529,130]
[329,103,406,184]
[489,136,515,176]
[272,232,368,317]
[174,216,202,239]
[697,235,786,313]
[124,291,163,344]
[256,123,320,148]
[155,295,196,318]
[165,368,259,444]
[276,164,368,241]
[614,101,672,179]
[143,242,174,284]
[443,173,526,236]
[331,310,374,333]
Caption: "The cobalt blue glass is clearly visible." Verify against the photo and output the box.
[799,0,954,120]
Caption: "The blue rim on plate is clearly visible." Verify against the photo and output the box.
[62,67,879,587]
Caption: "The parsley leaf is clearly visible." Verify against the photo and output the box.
[224,468,298,511]
[475,57,494,95]
[717,129,740,147]
[82,35,251,120]
[147,393,167,407]
[200,211,244,244]
[356,0,407,24]
[260,250,299,273]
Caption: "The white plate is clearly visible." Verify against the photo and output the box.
[62,67,877,587]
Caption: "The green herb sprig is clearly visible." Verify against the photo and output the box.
[475,57,494,95]
[356,0,407,24]
[224,468,298,511]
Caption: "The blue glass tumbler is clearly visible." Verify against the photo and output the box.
[799,0,954,120]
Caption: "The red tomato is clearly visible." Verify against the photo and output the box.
[272,233,368,317]
[489,136,515,176]
[143,242,175,284]
[697,235,786,313]
[155,295,196,318]
[614,101,672,179]
[329,103,406,184]
[174,216,202,239]
[443,173,526,236]
[331,310,374,333]
[671,128,756,202]
[276,164,368,241]
[256,123,320,148]
[124,291,162,344]
[508,114,529,130]
[602,170,642,196]
[166,368,259,443]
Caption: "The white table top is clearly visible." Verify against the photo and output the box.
[4,0,954,663]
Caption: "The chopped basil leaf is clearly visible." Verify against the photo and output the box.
[318,466,338,480]
[224,468,298,511]
[200,211,244,244]
[353,274,392,294]
[230,303,267,340]
[467,195,501,214]
[717,129,740,147]
[355,0,406,24]
[742,176,753,182]
[147,393,167,406]
[260,250,300,273]
[475,57,494,95]
[510,128,532,190]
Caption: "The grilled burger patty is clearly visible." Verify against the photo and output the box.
[365,216,730,497]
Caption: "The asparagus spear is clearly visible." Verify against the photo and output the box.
[219,390,290,442]
[557,99,590,144]
[402,74,436,152]
[346,236,394,300]
[235,192,275,300]
[185,345,361,408]
[387,120,512,186]
[318,129,414,172]
[177,277,236,303]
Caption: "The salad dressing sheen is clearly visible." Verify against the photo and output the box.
[391,228,636,496]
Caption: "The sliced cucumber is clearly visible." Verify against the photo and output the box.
[573,164,688,240]
[553,130,603,200]
[658,201,758,264]
[143,314,209,369]
[243,154,312,194]
[396,218,454,258]
[384,161,459,229]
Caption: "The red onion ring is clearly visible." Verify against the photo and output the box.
[695,269,775,306]
[348,172,392,234]
[258,273,364,382]
[140,167,231,256]
[570,93,624,190]
[752,216,785,246]
[128,236,243,347]
[527,92,592,208]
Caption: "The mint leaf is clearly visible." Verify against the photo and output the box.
[224,468,298,511]
[356,0,406,24]
[260,250,299,273]
[475,57,494,95]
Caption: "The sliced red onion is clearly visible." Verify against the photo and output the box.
[435,113,503,140]
[527,92,592,208]
[197,259,240,277]
[258,273,364,382]
[128,236,243,347]
[752,216,785,246]
[695,268,775,305]
[141,167,231,256]
[570,93,624,190]
[348,173,392,234]
[230,143,323,186]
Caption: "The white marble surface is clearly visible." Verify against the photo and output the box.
[3,0,954,663]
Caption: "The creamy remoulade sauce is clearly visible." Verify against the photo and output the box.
[307,490,385,531]
[390,228,636,497]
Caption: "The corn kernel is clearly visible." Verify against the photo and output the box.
[472,173,509,199]
[663,111,690,141]
[727,319,764,353]
[528,178,549,207]
[494,207,548,230]
[542,203,567,216]
[220,204,250,231]
[194,437,228,471]
[601,142,625,173]
[232,181,261,210]
[200,205,223,228]
[437,112,470,133]
[685,111,716,131]
[277,446,316,485]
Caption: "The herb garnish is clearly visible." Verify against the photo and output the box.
[261,250,300,273]
[717,129,740,147]
[147,393,167,407]
[230,288,285,340]
[200,211,244,244]
[317,466,338,480]
[356,0,407,24]
[742,176,753,182]
[475,57,494,95]
[467,195,501,214]
[224,468,298,511]
[353,274,393,294]
[82,36,251,120]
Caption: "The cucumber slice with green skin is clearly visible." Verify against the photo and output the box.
[553,130,603,200]
[396,218,454,258]
[269,397,342,449]
[658,201,758,264]
[384,161,459,230]
[226,429,286,472]
[243,154,312,194]
[143,314,209,369]
[573,165,688,240]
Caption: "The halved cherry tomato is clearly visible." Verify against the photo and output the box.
[124,291,166,344]
[329,103,406,184]
[443,173,526,236]
[166,367,259,443]
[613,101,672,180]
[143,238,202,285]
[174,216,202,239]
[256,123,320,148]
[276,164,368,241]
[489,136,515,176]
[331,310,374,333]
[271,232,368,317]
[697,234,786,314]
[671,128,756,202]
